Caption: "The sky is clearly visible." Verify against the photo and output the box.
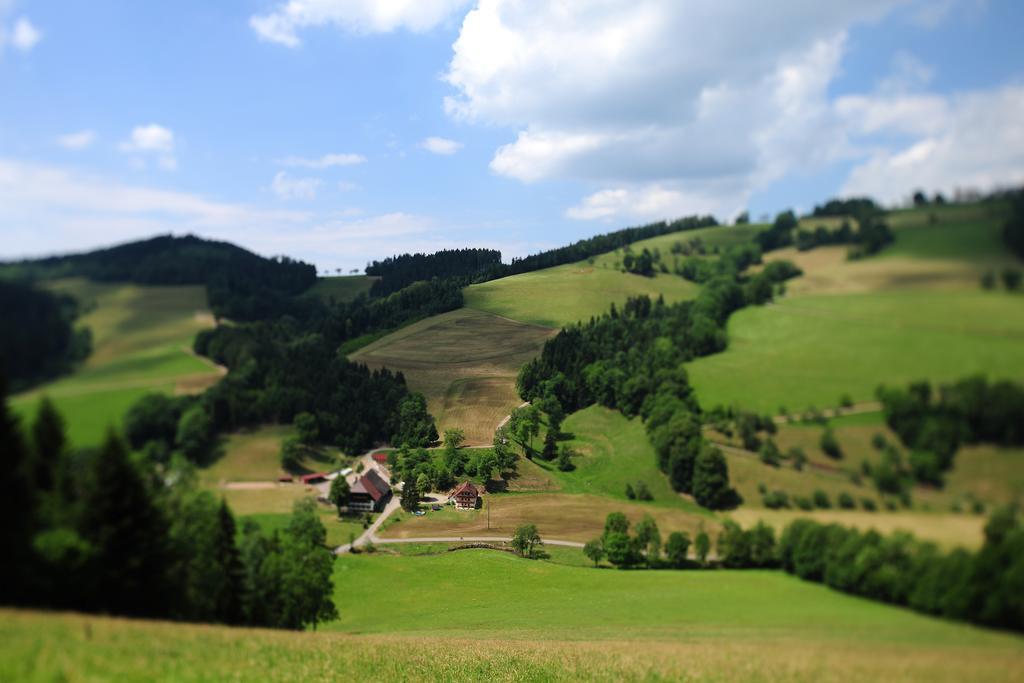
[1,0,1022,273]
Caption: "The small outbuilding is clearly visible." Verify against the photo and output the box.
[451,481,480,510]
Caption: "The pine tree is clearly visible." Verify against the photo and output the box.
[31,396,67,492]
[215,499,245,624]
[0,373,36,603]
[78,428,173,617]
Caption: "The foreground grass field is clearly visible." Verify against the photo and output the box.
[349,308,555,445]
[7,551,1023,681]
[11,279,221,446]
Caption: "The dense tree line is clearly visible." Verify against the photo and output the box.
[877,377,1024,486]
[811,197,880,218]
[500,214,719,277]
[0,279,92,390]
[366,248,502,296]
[1004,189,1024,259]
[3,235,317,321]
[0,384,336,629]
[779,512,1024,633]
[583,512,711,569]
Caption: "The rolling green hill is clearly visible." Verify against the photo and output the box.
[11,279,222,446]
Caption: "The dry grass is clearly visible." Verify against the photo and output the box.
[350,308,555,445]
[729,508,986,550]
[379,492,716,542]
[765,246,992,296]
[5,607,1023,683]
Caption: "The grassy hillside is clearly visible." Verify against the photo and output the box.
[303,275,377,302]
[349,308,555,445]
[464,262,697,328]
[11,279,222,446]
[532,405,701,511]
[686,289,1024,414]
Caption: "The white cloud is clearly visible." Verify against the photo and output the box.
[0,158,310,257]
[280,152,366,168]
[841,86,1024,203]
[444,1,902,220]
[119,124,177,170]
[56,130,97,150]
[250,0,471,47]
[10,16,39,50]
[419,136,463,155]
[271,171,322,200]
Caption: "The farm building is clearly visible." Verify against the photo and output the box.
[372,451,389,466]
[348,469,392,512]
[451,481,480,510]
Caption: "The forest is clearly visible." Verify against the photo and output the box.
[0,387,337,630]
[366,248,502,296]
[0,279,91,390]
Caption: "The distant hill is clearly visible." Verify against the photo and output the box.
[2,234,317,321]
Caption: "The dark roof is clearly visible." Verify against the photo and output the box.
[352,469,391,502]
[300,472,328,484]
[452,481,479,498]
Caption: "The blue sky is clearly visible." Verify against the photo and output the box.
[1,0,1022,273]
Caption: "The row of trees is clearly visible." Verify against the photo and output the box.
[1,385,336,629]
[1003,188,1024,259]
[583,513,711,569]
[877,377,1024,486]
[365,248,502,296]
[0,279,92,391]
[779,512,1024,632]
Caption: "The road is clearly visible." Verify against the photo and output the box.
[370,536,585,549]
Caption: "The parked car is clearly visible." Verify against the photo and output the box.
[413,510,426,516]
[431,504,442,511]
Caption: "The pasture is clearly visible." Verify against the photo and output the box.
[303,275,377,303]
[685,289,1024,415]
[533,405,701,511]
[349,308,555,445]
[464,262,697,328]
[380,491,714,543]
[11,279,221,446]
[199,425,343,486]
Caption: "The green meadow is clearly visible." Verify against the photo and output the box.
[533,405,700,512]
[7,551,1023,682]
[686,289,1024,414]
[464,261,698,328]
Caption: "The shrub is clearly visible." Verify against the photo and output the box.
[763,490,790,509]
[794,496,814,511]
[633,481,653,501]
[625,483,636,500]
[871,433,887,450]
[840,394,853,408]
[787,446,807,471]
[759,439,781,467]
[820,428,842,459]
[837,492,855,509]
[812,490,831,509]
[861,497,877,511]
[981,271,996,289]
[1003,268,1022,291]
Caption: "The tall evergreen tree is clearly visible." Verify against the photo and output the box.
[77,429,173,617]
[0,373,36,604]
[30,396,67,492]
[215,499,245,624]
